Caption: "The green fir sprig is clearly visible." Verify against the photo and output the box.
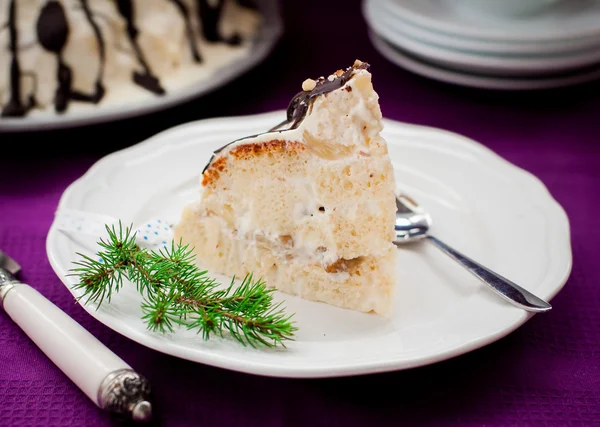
[68,222,297,348]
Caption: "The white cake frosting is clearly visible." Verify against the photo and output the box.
[0,0,261,117]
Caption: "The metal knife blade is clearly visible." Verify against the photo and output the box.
[0,249,21,275]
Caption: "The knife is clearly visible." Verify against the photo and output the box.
[0,249,153,423]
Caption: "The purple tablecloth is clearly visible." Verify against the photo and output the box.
[1,1,599,426]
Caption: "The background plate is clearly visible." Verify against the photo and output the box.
[365,0,600,76]
[0,1,282,133]
[365,0,600,55]
[369,31,600,90]
[382,0,600,42]
[46,111,572,378]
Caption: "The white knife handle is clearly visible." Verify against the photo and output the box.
[0,279,152,423]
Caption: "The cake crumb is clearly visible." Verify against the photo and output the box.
[302,78,317,91]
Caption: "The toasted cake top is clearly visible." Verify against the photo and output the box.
[202,59,383,185]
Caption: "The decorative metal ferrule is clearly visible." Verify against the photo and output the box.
[98,368,152,423]
[0,269,18,309]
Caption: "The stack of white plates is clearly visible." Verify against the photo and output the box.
[363,0,600,90]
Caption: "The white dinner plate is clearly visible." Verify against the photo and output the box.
[365,0,600,77]
[380,0,600,42]
[46,110,572,378]
[370,31,600,90]
[365,0,600,56]
[0,1,282,133]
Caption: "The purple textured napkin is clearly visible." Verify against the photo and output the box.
[1,1,599,426]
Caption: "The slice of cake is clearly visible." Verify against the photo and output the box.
[174,60,398,316]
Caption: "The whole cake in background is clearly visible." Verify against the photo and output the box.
[0,0,262,118]
[174,60,399,317]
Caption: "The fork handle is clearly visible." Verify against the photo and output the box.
[426,235,552,312]
[0,275,152,422]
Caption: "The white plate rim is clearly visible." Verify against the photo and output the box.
[0,1,283,133]
[365,1,600,76]
[45,111,573,378]
[365,0,600,55]
[366,0,600,55]
[369,31,600,90]
[380,0,600,43]
[363,0,600,56]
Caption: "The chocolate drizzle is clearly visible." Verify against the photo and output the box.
[36,1,105,113]
[170,0,202,63]
[37,1,72,113]
[286,62,369,129]
[1,0,36,117]
[201,62,371,175]
[2,0,254,118]
[196,0,241,46]
[79,0,106,103]
[116,0,165,95]
[235,0,259,10]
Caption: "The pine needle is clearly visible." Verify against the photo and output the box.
[68,221,297,348]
